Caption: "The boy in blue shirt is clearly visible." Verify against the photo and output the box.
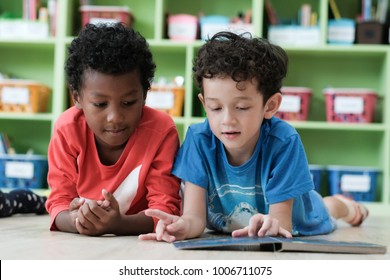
[139,31,369,242]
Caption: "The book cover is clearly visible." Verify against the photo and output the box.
[173,236,387,254]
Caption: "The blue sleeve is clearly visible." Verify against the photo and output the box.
[172,127,209,188]
[261,134,314,205]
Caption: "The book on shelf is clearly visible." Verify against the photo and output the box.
[173,236,387,254]
[0,133,10,154]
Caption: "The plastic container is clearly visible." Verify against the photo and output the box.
[268,25,321,46]
[146,86,185,116]
[80,5,133,27]
[0,79,51,113]
[0,154,48,189]
[323,88,377,123]
[327,19,355,45]
[275,86,312,121]
[327,165,380,201]
[199,15,230,40]
[168,14,198,41]
[309,164,325,193]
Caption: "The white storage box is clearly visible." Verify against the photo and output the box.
[268,25,320,46]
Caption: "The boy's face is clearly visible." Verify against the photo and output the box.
[199,77,280,164]
[73,70,145,154]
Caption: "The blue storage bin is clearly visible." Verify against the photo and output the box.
[309,164,325,193]
[327,165,379,201]
[200,15,230,40]
[0,154,48,189]
[327,19,355,45]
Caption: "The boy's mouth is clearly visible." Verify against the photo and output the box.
[105,127,126,134]
[222,131,240,135]
[222,131,241,140]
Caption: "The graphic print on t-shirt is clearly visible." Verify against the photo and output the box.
[207,184,264,232]
[113,165,142,214]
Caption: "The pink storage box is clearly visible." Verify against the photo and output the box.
[168,14,198,41]
[323,88,377,123]
[80,5,133,27]
[275,86,312,121]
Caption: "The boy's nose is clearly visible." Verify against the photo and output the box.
[222,109,236,125]
[106,108,124,123]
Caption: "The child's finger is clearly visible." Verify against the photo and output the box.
[231,227,249,237]
[160,232,176,243]
[144,209,176,224]
[248,214,266,236]
[278,227,292,238]
[257,218,275,237]
[138,233,157,241]
[102,189,119,210]
[70,197,85,210]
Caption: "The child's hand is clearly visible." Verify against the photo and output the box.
[75,189,121,236]
[138,209,190,243]
[96,198,111,210]
[69,197,85,225]
[231,213,292,238]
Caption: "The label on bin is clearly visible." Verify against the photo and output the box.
[340,174,370,192]
[146,91,174,109]
[1,87,30,105]
[5,161,34,179]
[89,18,119,25]
[278,95,301,112]
[334,96,364,114]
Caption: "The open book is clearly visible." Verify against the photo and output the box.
[173,236,387,254]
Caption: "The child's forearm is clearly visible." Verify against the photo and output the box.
[181,214,206,239]
[110,212,154,235]
[55,211,78,233]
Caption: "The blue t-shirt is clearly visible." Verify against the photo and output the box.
[172,117,336,236]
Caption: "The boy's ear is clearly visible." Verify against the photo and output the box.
[71,90,82,109]
[264,92,282,119]
[198,93,205,107]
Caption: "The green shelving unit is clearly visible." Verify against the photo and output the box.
[1,0,389,213]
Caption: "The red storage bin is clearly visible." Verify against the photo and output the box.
[323,88,377,123]
[80,5,133,27]
[275,86,312,121]
[168,14,198,41]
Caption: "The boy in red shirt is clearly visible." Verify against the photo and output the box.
[46,23,181,236]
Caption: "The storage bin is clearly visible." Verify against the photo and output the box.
[200,15,230,40]
[80,5,133,27]
[327,165,379,201]
[268,25,320,46]
[0,154,48,189]
[0,19,49,39]
[0,79,51,113]
[309,164,325,193]
[323,88,377,123]
[146,86,185,117]
[356,21,388,44]
[327,19,355,45]
[168,14,198,41]
[200,15,253,40]
[275,86,312,121]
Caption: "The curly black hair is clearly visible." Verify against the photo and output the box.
[194,31,288,104]
[65,23,156,96]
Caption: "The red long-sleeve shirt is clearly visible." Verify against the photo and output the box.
[46,106,181,230]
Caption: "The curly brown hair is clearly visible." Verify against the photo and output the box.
[193,31,288,104]
[65,23,156,97]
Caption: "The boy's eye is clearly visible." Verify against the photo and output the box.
[93,102,107,107]
[123,100,137,106]
[209,107,221,111]
[237,107,249,110]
